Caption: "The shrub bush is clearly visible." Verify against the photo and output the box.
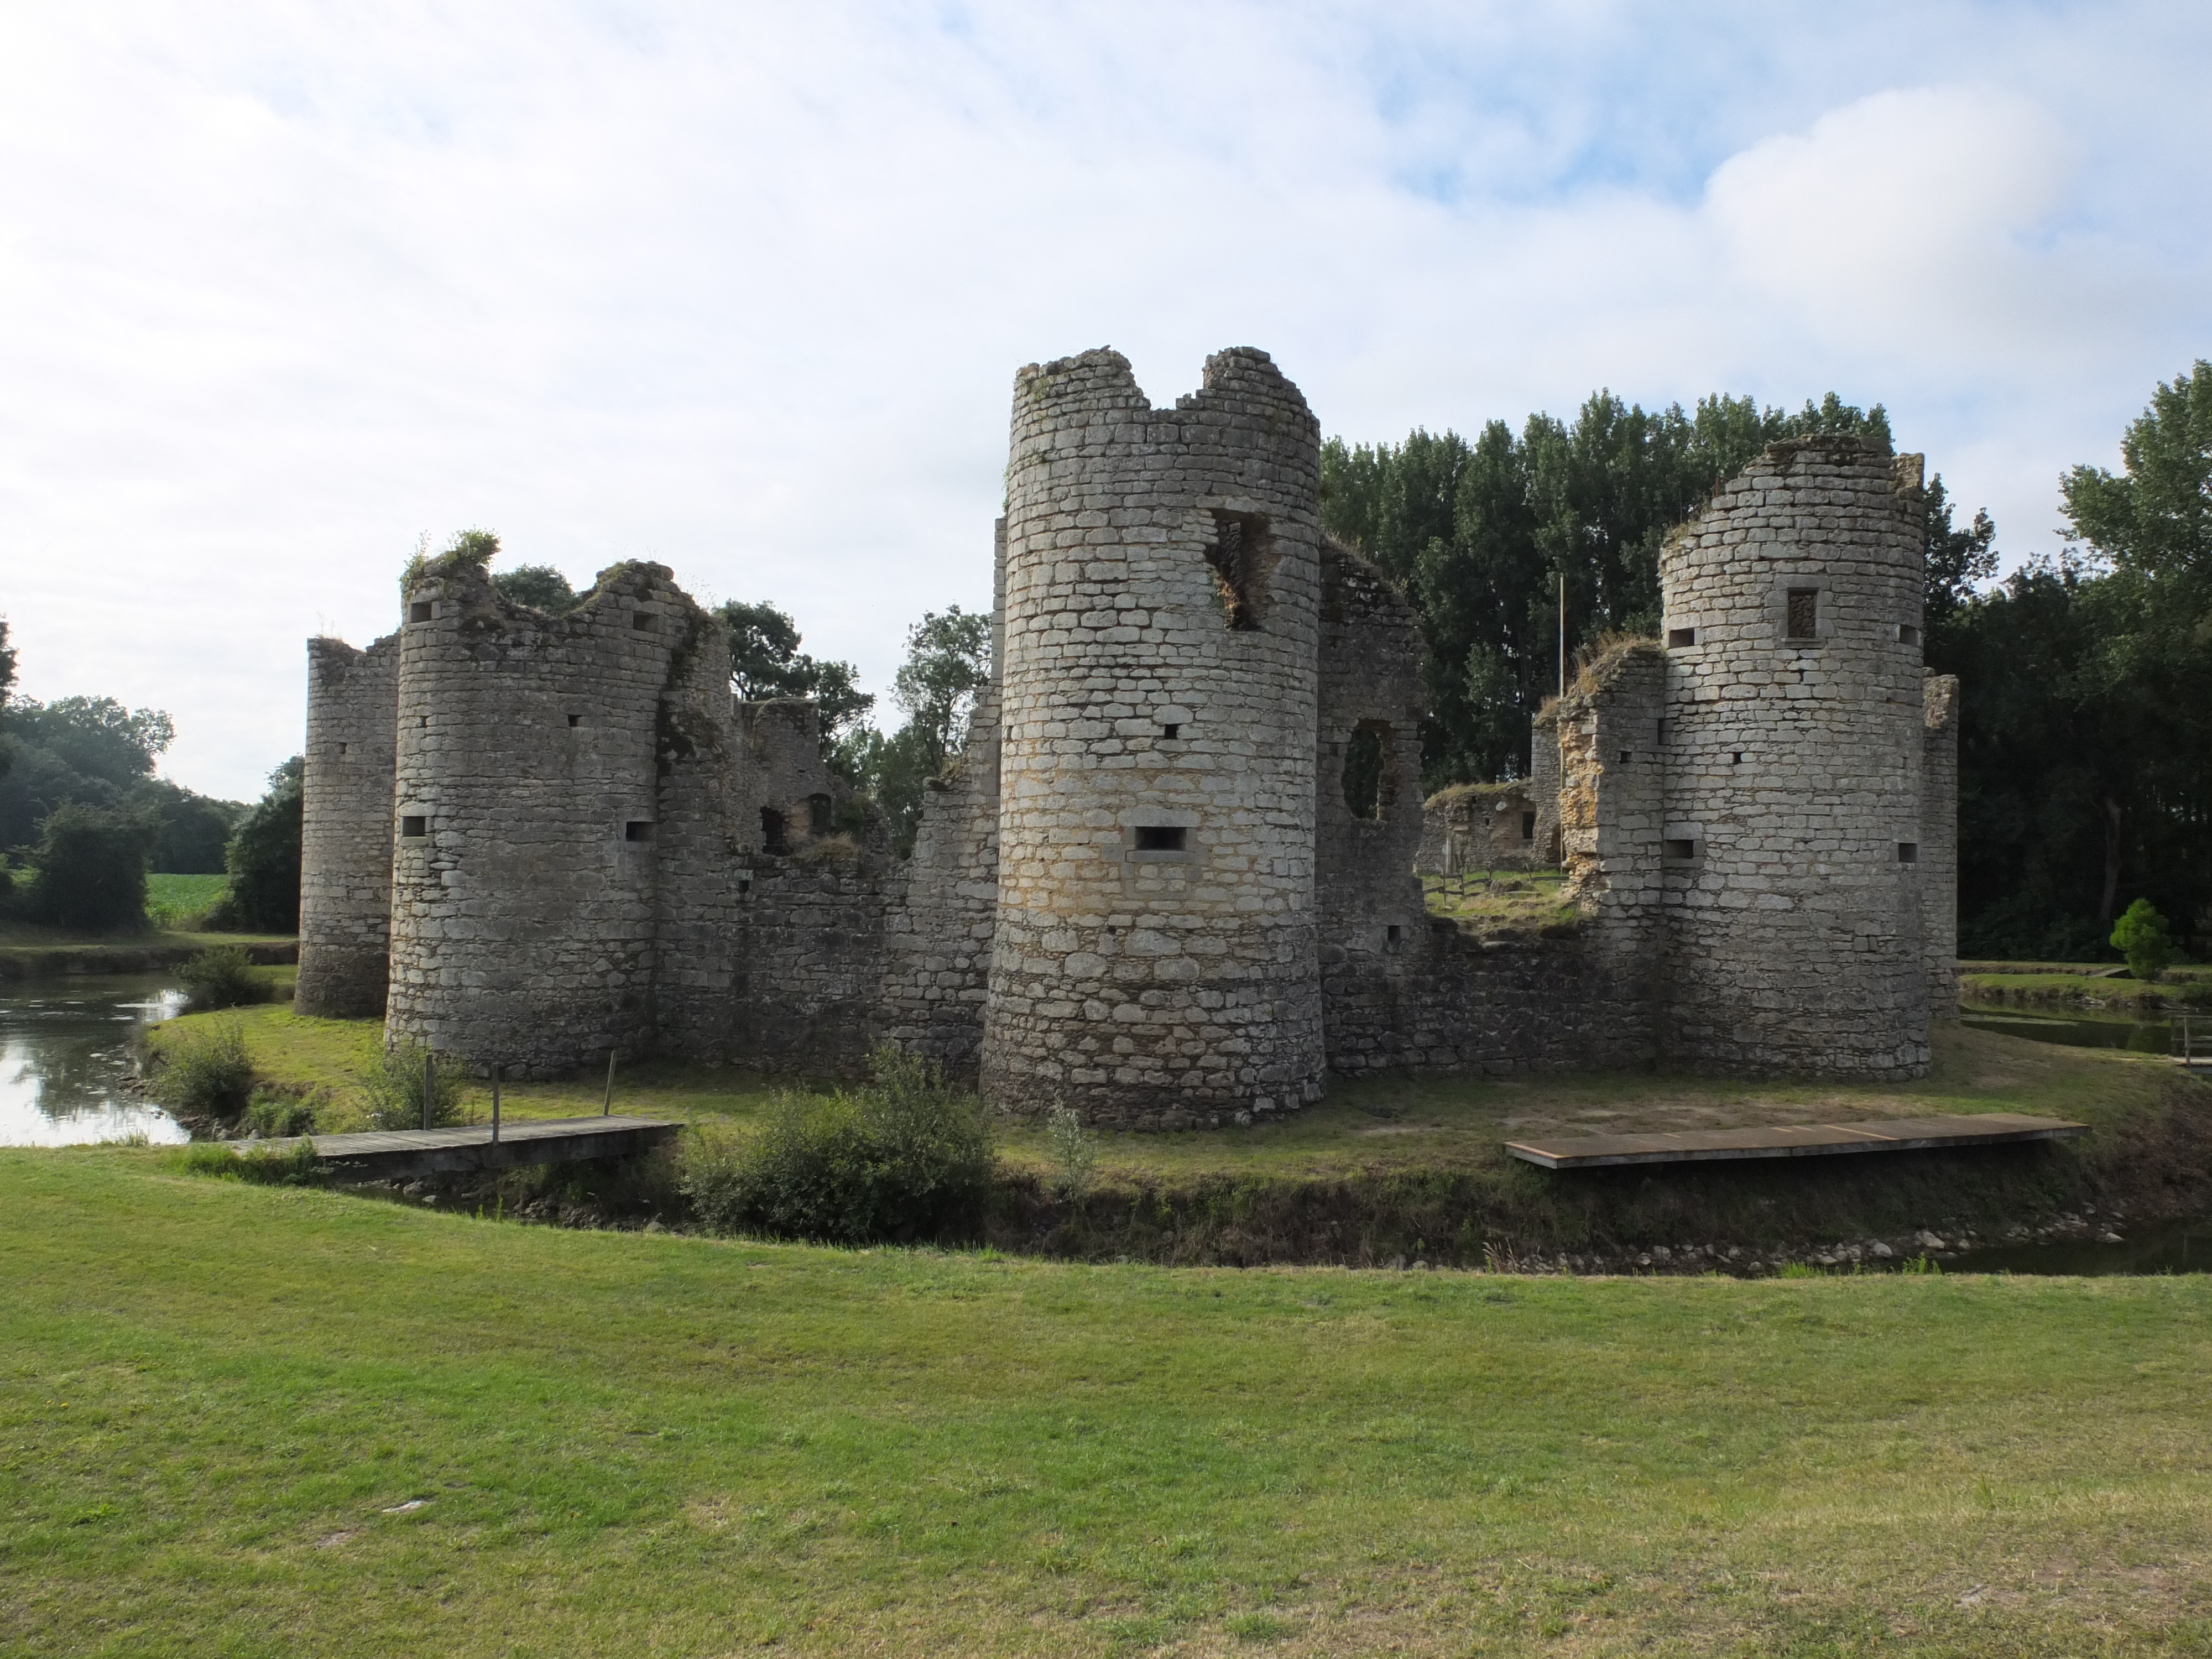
[179,1137,324,1185]
[177,946,263,1010]
[683,1047,996,1243]
[15,801,154,931]
[1046,1103,1098,1199]
[2111,899,2178,984]
[361,1041,469,1131]
[150,1020,255,1120]
[208,758,301,933]
[247,1090,318,1138]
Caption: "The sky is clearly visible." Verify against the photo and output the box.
[2,1,2207,802]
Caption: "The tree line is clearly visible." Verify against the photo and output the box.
[1318,363,2210,962]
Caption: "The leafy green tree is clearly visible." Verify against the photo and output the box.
[2063,361,2212,587]
[891,607,991,775]
[1922,474,1999,661]
[17,801,155,931]
[1323,388,1891,787]
[2110,898,2178,982]
[212,758,304,933]
[0,619,15,784]
[717,599,874,757]
[491,564,578,612]
[7,696,173,789]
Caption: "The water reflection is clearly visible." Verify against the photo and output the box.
[0,975,190,1146]
[1960,1009,2172,1053]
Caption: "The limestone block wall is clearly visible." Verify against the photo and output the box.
[646,619,747,1058]
[1529,707,1563,866]
[1922,674,1961,1020]
[1314,536,1427,1068]
[982,346,1326,1127]
[1555,642,1668,1053]
[725,852,892,1074]
[385,557,711,1076]
[296,632,400,1017]
[880,690,1002,1077]
[1416,783,1544,875]
[1656,437,1932,1077]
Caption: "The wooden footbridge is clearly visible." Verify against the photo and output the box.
[1505,1112,2088,1171]
[225,1115,680,1181]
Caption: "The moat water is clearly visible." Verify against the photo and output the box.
[0,974,191,1146]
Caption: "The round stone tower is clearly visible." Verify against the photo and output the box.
[296,633,401,1017]
[980,347,1326,1128]
[384,554,718,1076]
[1658,435,1933,1076]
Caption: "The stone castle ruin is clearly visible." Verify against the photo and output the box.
[298,347,1959,1125]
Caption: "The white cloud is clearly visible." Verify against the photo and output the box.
[0,4,2205,799]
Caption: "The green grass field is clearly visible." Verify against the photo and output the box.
[143,995,2212,1266]
[145,872,231,928]
[4,1147,2209,1656]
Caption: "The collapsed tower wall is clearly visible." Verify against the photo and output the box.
[1656,437,1934,1076]
[296,633,400,1017]
[982,347,1326,1126]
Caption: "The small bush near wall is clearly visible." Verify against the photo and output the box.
[684,1047,996,1244]
[149,1020,255,1121]
[177,947,264,1011]
[361,1042,469,1131]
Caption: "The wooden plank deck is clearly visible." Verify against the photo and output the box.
[1505,1112,2088,1171]
[226,1115,681,1180]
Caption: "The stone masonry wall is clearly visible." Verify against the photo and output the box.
[982,347,1326,1127]
[1313,535,1428,1073]
[1415,784,1544,875]
[1656,437,1932,1077]
[296,632,399,1017]
[1922,673,1961,1020]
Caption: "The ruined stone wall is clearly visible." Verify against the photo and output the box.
[1656,437,1932,1077]
[1530,707,1562,866]
[385,559,713,1076]
[1554,641,1667,1053]
[1416,783,1543,875]
[1323,923,1657,1078]
[296,632,399,1018]
[1922,674,1960,1020]
[1314,536,1427,1071]
[982,347,1326,1127]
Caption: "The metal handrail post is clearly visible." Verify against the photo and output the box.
[492,1065,502,1144]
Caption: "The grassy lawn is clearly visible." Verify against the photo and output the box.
[1420,869,1579,936]
[161,1001,2199,1182]
[1960,967,2212,1014]
[4,1147,2210,1656]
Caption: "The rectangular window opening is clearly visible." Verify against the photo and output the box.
[1134,826,1187,853]
[1786,588,1819,641]
[1618,749,1632,765]
[625,821,655,843]
[1667,627,1697,648]
[337,742,348,755]
[1520,811,1536,842]
[1161,723,1180,740]
[1897,623,1922,646]
[1656,719,1670,745]
[1385,924,1403,952]
[1897,842,1919,864]
[408,600,432,624]
[632,611,655,630]
[1731,752,1744,765]
[1663,838,1697,860]
[568,713,582,728]
[400,816,427,838]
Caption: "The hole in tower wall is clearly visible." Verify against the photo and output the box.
[1898,623,1921,645]
[1786,588,1819,641]
[1667,627,1696,648]
[1663,838,1697,860]
[1134,826,1187,852]
[807,792,833,836]
[408,600,432,623]
[1341,724,1386,820]
[761,807,790,855]
[1521,812,1536,842]
[625,821,655,843]
[633,612,655,630]
[1897,842,1919,863]
[400,816,427,837]
[1204,511,1277,632]
[568,713,582,727]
